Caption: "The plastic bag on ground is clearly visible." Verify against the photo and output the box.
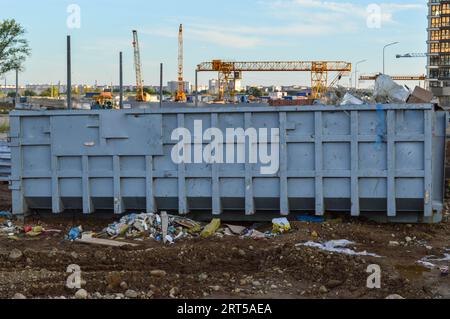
[374,74,410,103]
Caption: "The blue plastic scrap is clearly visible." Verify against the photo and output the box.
[68,227,82,241]
[0,211,12,218]
[296,215,325,223]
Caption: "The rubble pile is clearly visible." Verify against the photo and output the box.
[328,75,434,106]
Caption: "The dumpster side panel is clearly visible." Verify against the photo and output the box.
[9,104,446,223]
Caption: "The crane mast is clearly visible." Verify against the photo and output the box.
[176,24,187,102]
[132,30,145,102]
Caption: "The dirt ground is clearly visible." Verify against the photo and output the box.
[0,183,449,300]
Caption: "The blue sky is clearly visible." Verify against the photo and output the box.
[0,0,427,87]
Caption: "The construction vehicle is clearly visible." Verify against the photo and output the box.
[196,60,352,102]
[132,30,151,102]
[91,91,116,109]
[175,24,187,102]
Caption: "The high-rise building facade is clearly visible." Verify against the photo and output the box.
[428,0,450,106]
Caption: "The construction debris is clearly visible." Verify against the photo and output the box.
[340,93,364,106]
[407,86,434,104]
[374,74,410,103]
[77,233,138,247]
[200,219,221,238]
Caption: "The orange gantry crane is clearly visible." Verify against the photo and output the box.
[196,60,352,102]
[175,24,187,102]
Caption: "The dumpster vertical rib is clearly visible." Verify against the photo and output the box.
[146,155,156,213]
[82,155,93,214]
[10,116,28,216]
[351,111,360,216]
[211,113,222,215]
[387,110,396,217]
[51,155,62,214]
[279,112,289,216]
[424,110,433,217]
[113,155,123,215]
[245,112,254,215]
[315,112,324,216]
[177,114,188,215]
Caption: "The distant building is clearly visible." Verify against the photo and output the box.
[167,81,191,94]
[209,79,219,94]
[428,0,450,106]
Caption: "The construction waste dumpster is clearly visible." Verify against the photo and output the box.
[9,103,447,223]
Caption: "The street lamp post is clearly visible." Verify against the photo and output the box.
[354,59,367,89]
[383,42,399,74]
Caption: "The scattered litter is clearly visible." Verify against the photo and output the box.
[201,219,221,238]
[296,240,381,257]
[272,218,291,234]
[416,253,450,269]
[296,215,325,223]
[243,229,268,240]
[374,74,410,103]
[440,266,449,277]
[100,212,199,244]
[340,93,364,106]
[68,226,83,241]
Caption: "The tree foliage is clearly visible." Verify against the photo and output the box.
[0,19,31,76]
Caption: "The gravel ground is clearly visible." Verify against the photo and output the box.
[0,183,449,300]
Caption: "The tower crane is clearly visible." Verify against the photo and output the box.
[196,60,352,102]
[396,53,427,59]
[132,30,150,102]
[175,24,187,102]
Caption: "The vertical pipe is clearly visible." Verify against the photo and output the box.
[160,63,163,108]
[15,68,18,107]
[67,35,72,110]
[119,52,123,109]
[195,70,198,107]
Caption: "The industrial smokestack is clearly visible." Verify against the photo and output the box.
[67,35,72,110]
[160,63,163,108]
[120,52,123,109]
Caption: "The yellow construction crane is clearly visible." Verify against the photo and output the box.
[175,24,187,102]
[196,60,352,102]
[132,30,150,102]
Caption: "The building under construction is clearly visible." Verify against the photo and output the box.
[428,0,450,106]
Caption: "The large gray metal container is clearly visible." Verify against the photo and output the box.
[9,103,448,223]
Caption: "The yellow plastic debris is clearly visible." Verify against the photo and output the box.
[200,219,221,238]
[272,218,291,234]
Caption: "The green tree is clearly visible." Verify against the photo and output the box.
[144,87,157,95]
[23,89,36,96]
[7,91,16,98]
[40,88,52,97]
[247,87,262,98]
[0,19,31,76]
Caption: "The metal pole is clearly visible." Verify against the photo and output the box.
[15,68,18,107]
[67,35,72,110]
[159,63,163,108]
[195,70,198,107]
[119,52,123,109]
[383,42,399,75]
